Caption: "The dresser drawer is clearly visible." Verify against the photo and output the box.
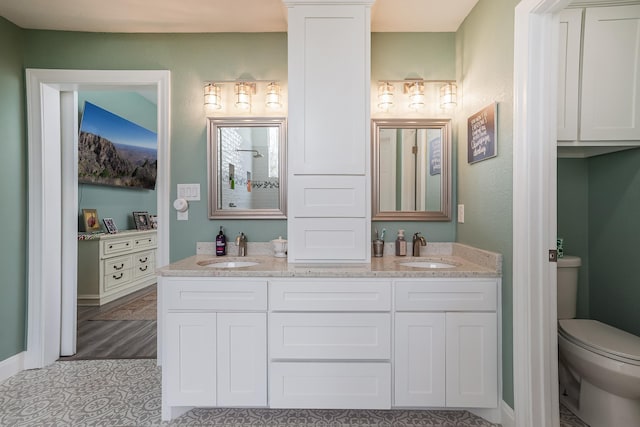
[133,260,155,279]
[103,269,133,292]
[134,234,156,249]
[269,281,391,311]
[269,313,391,360]
[134,250,155,267]
[269,362,391,409]
[395,279,497,312]
[102,238,133,255]
[164,278,267,311]
[103,254,132,274]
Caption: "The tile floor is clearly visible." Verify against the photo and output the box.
[0,359,588,426]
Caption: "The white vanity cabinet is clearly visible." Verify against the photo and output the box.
[394,279,499,408]
[268,280,392,409]
[558,5,640,153]
[285,0,373,262]
[161,278,268,418]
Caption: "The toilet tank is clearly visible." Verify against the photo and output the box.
[557,255,582,319]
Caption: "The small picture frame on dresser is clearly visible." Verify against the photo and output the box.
[132,211,150,230]
[82,208,101,233]
[149,214,158,229]
[102,218,118,234]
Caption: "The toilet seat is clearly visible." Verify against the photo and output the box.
[559,319,640,366]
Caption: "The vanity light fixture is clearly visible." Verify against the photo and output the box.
[440,82,458,109]
[405,81,425,111]
[377,81,395,112]
[235,82,255,110]
[204,83,222,110]
[265,82,282,109]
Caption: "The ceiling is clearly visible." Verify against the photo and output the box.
[0,0,480,33]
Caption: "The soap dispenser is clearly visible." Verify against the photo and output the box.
[215,226,227,256]
[395,229,407,256]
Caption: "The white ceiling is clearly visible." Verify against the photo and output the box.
[0,0,479,33]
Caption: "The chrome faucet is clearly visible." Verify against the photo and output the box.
[412,232,427,257]
[236,232,247,256]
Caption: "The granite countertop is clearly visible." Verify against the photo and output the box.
[157,243,502,279]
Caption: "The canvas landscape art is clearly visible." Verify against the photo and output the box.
[78,102,157,189]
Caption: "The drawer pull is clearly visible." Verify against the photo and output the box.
[112,273,124,280]
[126,242,130,246]
[108,244,113,249]
[139,257,148,263]
[139,266,148,272]
[113,263,124,271]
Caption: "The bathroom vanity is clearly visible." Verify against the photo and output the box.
[157,243,502,422]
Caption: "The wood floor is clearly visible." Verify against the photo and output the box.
[59,285,156,361]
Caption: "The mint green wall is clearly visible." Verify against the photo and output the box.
[557,159,590,318]
[456,0,518,407]
[23,31,289,261]
[0,17,27,360]
[77,91,157,231]
[371,33,457,243]
[588,148,640,336]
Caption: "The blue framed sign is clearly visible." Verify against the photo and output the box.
[467,102,497,164]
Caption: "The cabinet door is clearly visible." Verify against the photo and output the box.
[581,5,640,141]
[216,313,267,407]
[557,8,582,141]
[164,313,217,406]
[445,312,498,408]
[394,313,446,407]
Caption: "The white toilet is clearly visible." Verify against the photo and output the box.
[557,255,640,427]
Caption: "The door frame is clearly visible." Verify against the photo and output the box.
[24,69,171,369]
[513,0,568,426]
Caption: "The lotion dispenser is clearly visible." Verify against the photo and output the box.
[395,229,407,256]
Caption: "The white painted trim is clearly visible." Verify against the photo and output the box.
[0,352,25,384]
[60,91,78,356]
[513,1,566,427]
[500,400,516,427]
[25,69,171,369]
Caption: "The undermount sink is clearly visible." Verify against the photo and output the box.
[400,261,457,269]
[197,260,259,268]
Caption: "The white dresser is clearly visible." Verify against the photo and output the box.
[77,230,157,306]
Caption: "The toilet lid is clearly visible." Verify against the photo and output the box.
[559,319,640,364]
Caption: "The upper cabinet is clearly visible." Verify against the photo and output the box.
[558,4,640,156]
[286,0,374,263]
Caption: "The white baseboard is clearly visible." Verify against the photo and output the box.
[500,400,516,427]
[0,352,25,383]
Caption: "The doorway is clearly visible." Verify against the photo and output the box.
[25,69,170,369]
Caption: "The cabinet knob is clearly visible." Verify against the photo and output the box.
[113,273,124,280]
[139,266,148,272]
[139,257,148,263]
[108,245,113,249]
[113,263,124,271]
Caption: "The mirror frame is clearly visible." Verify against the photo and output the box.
[372,118,452,221]
[207,117,287,219]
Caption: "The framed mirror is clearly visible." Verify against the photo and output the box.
[207,117,287,219]
[372,118,451,221]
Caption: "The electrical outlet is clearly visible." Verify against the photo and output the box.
[458,204,465,223]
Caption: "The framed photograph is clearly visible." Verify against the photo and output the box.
[149,214,158,230]
[132,211,150,230]
[82,208,101,232]
[103,218,118,234]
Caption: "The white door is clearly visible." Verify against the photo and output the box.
[216,313,267,407]
[165,312,217,406]
[394,313,446,407]
[445,312,498,408]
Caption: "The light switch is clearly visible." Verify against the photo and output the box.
[177,184,201,201]
[458,204,465,223]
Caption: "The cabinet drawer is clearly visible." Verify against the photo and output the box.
[269,313,391,360]
[270,281,391,311]
[270,362,391,409]
[134,234,156,249]
[102,238,133,255]
[103,269,133,292]
[164,279,267,311]
[395,279,497,312]
[289,218,368,261]
[289,176,367,217]
[134,250,155,266]
[103,254,132,274]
